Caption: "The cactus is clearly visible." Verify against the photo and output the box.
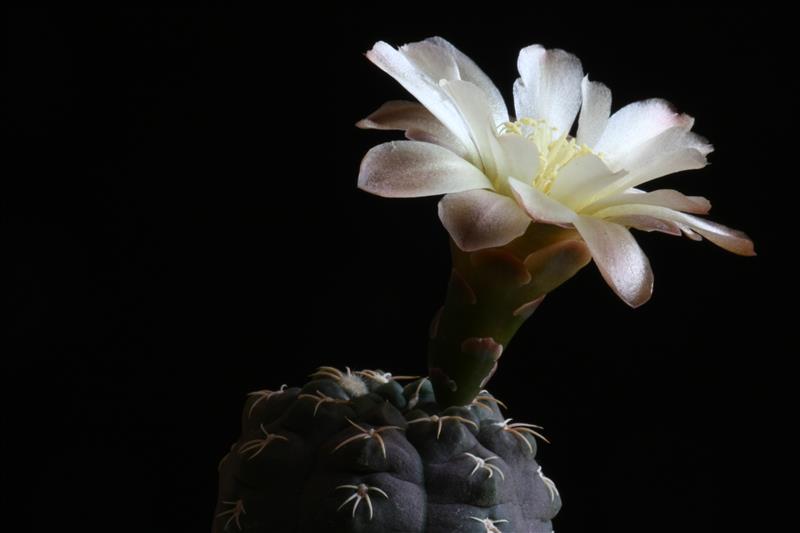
[212,36,752,532]
[212,223,586,533]
[213,368,560,533]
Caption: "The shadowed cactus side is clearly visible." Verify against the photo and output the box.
[213,369,561,533]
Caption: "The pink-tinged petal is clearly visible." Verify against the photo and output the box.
[587,189,711,215]
[356,100,469,159]
[366,41,474,153]
[461,337,504,360]
[415,37,509,125]
[470,248,532,287]
[508,178,577,226]
[513,45,584,137]
[620,125,712,170]
[663,213,756,256]
[679,225,703,241]
[593,204,756,256]
[438,190,531,251]
[523,238,593,295]
[546,153,623,209]
[577,76,612,148]
[593,99,695,165]
[513,295,546,319]
[606,215,682,236]
[495,133,540,185]
[358,141,492,198]
[573,216,654,308]
[439,80,504,176]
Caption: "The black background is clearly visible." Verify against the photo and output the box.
[4,7,792,532]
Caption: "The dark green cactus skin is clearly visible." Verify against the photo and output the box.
[213,369,560,532]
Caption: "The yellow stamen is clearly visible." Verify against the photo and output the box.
[499,118,592,193]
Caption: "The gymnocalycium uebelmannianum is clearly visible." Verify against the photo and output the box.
[213,38,753,533]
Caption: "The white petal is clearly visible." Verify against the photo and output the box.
[366,41,474,153]
[495,133,540,186]
[438,190,531,251]
[513,45,584,137]
[417,37,509,125]
[593,99,694,165]
[587,125,711,202]
[508,178,577,225]
[603,148,709,196]
[577,76,612,148]
[587,189,711,215]
[400,40,460,80]
[606,215,682,236]
[546,153,623,210]
[439,80,504,176]
[588,123,714,201]
[358,141,492,198]
[573,216,654,308]
[356,100,469,158]
[593,204,755,256]
[622,125,712,169]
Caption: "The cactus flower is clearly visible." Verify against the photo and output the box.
[358,37,754,308]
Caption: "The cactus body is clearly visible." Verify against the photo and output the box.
[213,368,560,533]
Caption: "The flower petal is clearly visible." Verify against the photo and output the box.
[620,125,712,169]
[588,125,711,201]
[356,100,469,158]
[573,216,654,308]
[577,76,612,148]
[438,190,532,251]
[399,39,459,80]
[513,45,584,137]
[685,218,755,254]
[606,215,682,236]
[603,148,709,196]
[679,225,703,241]
[495,133,540,185]
[366,41,474,153]
[607,125,713,185]
[587,189,711,215]
[602,125,713,194]
[593,99,694,167]
[593,204,755,256]
[508,178,577,225]
[358,140,492,198]
[439,80,504,176]
[413,37,509,125]
[546,153,623,210]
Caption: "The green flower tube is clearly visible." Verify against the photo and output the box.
[428,225,592,407]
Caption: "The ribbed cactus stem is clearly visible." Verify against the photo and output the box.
[427,224,593,408]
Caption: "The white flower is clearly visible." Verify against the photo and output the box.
[357,37,754,307]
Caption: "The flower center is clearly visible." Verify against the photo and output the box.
[500,118,592,193]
